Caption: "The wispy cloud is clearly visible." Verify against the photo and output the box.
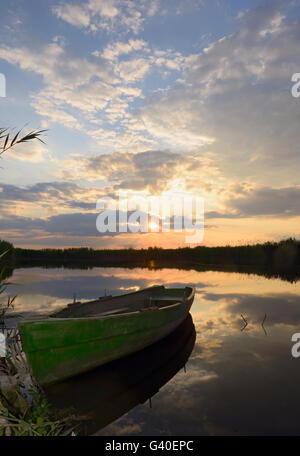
[53,0,145,35]
[100,39,148,60]
[137,1,300,180]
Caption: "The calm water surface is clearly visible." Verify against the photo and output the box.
[5,266,300,435]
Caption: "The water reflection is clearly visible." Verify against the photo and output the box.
[45,314,196,435]
[4,267,300,435]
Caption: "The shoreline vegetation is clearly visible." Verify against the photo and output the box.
[1,238,299,282]
[0,246,81,436]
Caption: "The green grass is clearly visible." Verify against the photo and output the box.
[0,386,80,436]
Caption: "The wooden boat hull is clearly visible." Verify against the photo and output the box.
[45,314,196,435]
[19,287,195,386]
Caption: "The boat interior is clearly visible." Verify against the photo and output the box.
[50,286,194,319]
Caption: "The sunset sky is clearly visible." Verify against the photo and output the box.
[0,0,300,248]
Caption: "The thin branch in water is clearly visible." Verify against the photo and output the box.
[241,314,248,332]
[261,313,267,336]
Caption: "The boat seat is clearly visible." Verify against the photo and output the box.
[93,307,129,317]
[152,295,183,301]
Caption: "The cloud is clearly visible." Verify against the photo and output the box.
[52,3,90,28]
[136,1,300,182]
[87,0,119,19]
[5,140,49,163]
[0,181,89,203]
[100,39,148,61]
[0,213,101,237]
[53,0,145,35]
[8,271,149,302]
[59,149,219,193]
[0,39,120,129]
[31,94,83,130]
[0,181,111,217]
[87,127,156,152]
[0,35,183,138]
[147,1,159,17]
[223,185,300,218]
[116,58,151,83]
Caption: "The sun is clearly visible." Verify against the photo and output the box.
[148,221,160,231]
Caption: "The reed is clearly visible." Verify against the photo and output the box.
[0,128,46,155]
[0,127,82,435]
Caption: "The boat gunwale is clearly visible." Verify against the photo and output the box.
[20,300,187,325]
[21,287,195,324]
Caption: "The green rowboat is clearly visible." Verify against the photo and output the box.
[19,286,195,386]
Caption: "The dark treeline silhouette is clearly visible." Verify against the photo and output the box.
[10,238,300,282]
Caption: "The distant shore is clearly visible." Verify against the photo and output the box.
[6,238,300,283]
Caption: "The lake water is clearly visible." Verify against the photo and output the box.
[4,266,300,435]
